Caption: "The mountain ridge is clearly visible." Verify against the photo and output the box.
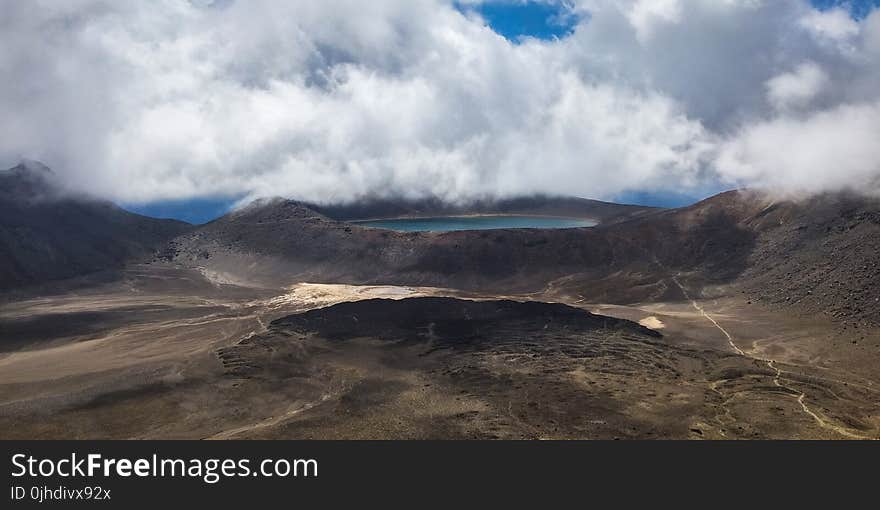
[164,188,880,326]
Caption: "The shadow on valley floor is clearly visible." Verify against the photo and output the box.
[0,307,173,352]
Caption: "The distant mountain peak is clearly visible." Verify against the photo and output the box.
[16,159,54,174]
[1,161,62,201]
[5,160,56,182]
[222,197,329,224]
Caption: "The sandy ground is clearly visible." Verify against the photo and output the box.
[638,317,665,330]
[0,264,878,439]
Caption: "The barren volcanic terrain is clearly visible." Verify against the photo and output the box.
[1,164,879,439]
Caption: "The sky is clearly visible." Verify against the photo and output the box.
[2,1,880,222]
[456,1,583,41]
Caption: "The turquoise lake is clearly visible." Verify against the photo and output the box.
[352,215,597,232]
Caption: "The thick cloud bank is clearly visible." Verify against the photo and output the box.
[1,0,879,204]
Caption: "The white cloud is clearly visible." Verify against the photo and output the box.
[766,61,829,111]
[0,0,879,204]
[626,0,683,42]
[717,101,880,193]
[799,6,860,42]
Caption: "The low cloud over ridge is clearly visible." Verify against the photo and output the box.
[2,0,880,204]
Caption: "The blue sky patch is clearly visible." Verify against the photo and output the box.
[456,1,581,42]
[460,0,878,44]
[811,0,879,18]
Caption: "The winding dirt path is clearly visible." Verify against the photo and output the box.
[672,277,871,440]
[207,391,339,440]
[672,278,744,357]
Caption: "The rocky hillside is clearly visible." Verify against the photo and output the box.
[0,163,192,290]
[165,198,622,290]
[167,190,764,290]
[593,189,880,326]
[735,192,880,327]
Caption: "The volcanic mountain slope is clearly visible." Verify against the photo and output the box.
[551,189,880,327]
[165,198,621,290]
[164,191,750,293]
[166,190,880,325]
[0,163,192,291]
[735,192,880,327]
